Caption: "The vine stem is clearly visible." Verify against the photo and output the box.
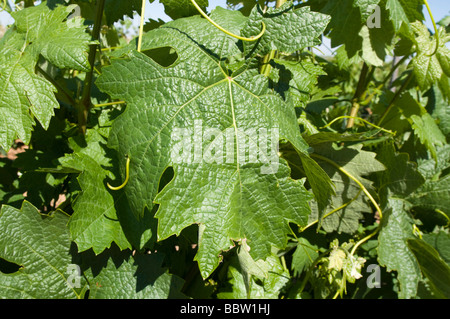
[346,63,370,128]
[79,0,106,134]
[190,0,265,42]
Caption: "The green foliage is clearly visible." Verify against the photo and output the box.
[0,0,449,300]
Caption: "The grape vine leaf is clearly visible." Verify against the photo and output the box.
[81,246,186,299]
[425,85,450,137]
[272,58,326,108]
[242,2,331,57]
[96,8,330,278]
[160,0,209,20]
[59,129,157,255]
[423,230,450,266]
[308,143,385,234]
[407,147,450,218]
[104,0,154,26]
[291,237,319,276]
[385,0,424,33]
[410,22,450,91]
[0,201,89,299]
[312,0,394,66]
[377,198,422,299]
[217,253,289,299]
[10,2,91,71]
[407,238,450,298]
[374,142,424,203]
[0,2,90,150]
[314,0,363,56]
[375,91,446,162]
[410,112,446,162]
[318,0,381,54]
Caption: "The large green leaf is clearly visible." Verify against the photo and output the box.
[423,231,450,266]
[0,2,90,150]
[408,175,450,217]
[104,0,152,25]
[96,9,329,278]
[10,2,91,71]
[291,237,319,276]
[319,0,364,56]
[0,201,184,299]
[425,85,450,137]
[0,201,88,299]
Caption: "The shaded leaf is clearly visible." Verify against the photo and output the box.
[309,144,385,234]
[60,129,157,255]
[82,246,186,299]
[407,238,450,298]
[377,198,421,299]
[217,253,289,299]
[0,201,88,299]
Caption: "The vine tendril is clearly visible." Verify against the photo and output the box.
[190,0,266,42]
[107,157,130,191]
[321,115,395,135]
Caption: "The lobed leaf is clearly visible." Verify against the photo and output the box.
[0,2,90,150]
[96,9,329,278]
[377,198,422,299]
[0,201,88,299]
